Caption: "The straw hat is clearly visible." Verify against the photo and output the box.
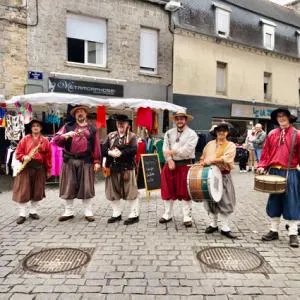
[70,105,89,117]
[172,111,193,122]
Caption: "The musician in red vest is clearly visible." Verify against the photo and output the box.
[53,105,101,222]
[12,119,52,224]
[257,108,300,248]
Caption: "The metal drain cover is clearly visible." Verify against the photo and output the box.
[197,247,264,273]
[22,248,91,274]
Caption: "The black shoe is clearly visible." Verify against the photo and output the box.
[124,216,139,225]
[107,215,122,223]
[289,235,299,248]
[205,226,218,234]
[159,217,172,224]
[85,216,95,222]
[262,231,279,241]
[184,221,193,228]
[221,230,237,239]
[16,216,26,224]
[58,215,74,222]
[29,213,40,220]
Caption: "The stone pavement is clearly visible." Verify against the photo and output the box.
[0,169,299,300]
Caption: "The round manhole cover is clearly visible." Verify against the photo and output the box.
[197,247,264,272]
[22,248,91,274]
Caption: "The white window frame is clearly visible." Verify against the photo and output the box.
[261,18,276,51]
[213,2,232,38]
[66,14,107,68]
[264,72,272,101]
[216,61,227,95]
[297,30,300,57]
[140,27,159,74]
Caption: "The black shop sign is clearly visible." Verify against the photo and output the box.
[48,77,123,97]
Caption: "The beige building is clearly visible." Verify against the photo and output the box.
[172,0,300,134]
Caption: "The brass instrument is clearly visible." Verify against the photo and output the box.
[15,142,41,176]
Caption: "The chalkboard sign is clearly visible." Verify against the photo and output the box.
[137,154,161,191]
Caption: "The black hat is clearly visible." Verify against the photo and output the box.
[270,107,297,125]
[113,114,131,122]
[29,119,43,127]
[214,123,229,133]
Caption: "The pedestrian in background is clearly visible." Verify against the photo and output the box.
[252,123,266,165]
[245,127,256,171]
[236,143,249,173]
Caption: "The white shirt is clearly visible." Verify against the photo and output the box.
[163,126,198,161]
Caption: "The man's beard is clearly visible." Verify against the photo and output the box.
[77,116,86,124]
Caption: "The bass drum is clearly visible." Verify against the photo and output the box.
[187,165,223,203]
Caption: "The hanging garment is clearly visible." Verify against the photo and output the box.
[5,114,25,140]
[96,106,106,128]
[163,110,169,133]
[136,107,153,130]
[136,139,146,164]
[51,143,63,176]
[151,111,158,135]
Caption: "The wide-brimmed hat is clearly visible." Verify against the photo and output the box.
[113,114,131,122]
[214,123,230,133]
[209,124,218,133]
[172,111,193,122]
[270,107,297,125]
[70,105,89,117]
[29,119,43,128]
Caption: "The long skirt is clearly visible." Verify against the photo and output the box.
[59,159,95,200]
[267,168,300,220]
[105,170,138,201]
[161,164,191,201]
[204,173,236,215]
[12,167,46,203]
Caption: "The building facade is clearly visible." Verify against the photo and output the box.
[24,0,173,102]
[172,0,300,135]
[0,0,28,98]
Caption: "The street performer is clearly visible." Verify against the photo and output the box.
[12,119,52,224]
[257,108,300,248]
[159,111,198,227]
[200,123,237,239]
[53,105,101,222]
[102,114,139,225]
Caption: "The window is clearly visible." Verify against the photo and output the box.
[140,27,158,74]
[264,72,272,101]
[66,14,107,67]
[213,2,232,38]
[216,62,227,95]
[297,30,300,56]
[261,18,276,50]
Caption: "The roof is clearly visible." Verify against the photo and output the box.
[223,0,300,27]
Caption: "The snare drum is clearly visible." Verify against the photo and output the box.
[187,165,223,203]
[254,175,286,194]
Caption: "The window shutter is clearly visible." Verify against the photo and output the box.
[216,8,230,36]
[140,28,158,72]
[67,14,106,43]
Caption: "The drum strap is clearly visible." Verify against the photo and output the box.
[285,129,298,193]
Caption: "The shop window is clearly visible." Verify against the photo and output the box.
[140,27,158,74]
[213,2,231,38]
[216,61,227,95]
[66,14,107,67]
[264,72,272,101]
[261,18,276,50]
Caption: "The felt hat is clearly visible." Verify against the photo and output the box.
[214,123,230,133]
[270,107,297,125]
[113,114,131,122]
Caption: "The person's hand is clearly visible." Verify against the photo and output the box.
[23,155,30,162]
[108,149,121,158]
[164,150,176,157]
[256,167,265,174]
[46,171,52,179]
[167,159,176,170]
[63,131,77,139]
[94,163,101,173]
[204,159,211,166]
[114,149,122,157]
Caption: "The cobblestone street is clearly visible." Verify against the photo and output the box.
[0,169,299,300]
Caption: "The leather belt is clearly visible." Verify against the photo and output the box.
[174,159,194,166]
[270,165,297,170]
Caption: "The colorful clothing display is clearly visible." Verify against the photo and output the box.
[136,107,152,130]
[5,114,25,141]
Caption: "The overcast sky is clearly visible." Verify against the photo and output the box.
[269,0,291,5]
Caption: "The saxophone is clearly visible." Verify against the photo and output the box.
[16,142,42,176]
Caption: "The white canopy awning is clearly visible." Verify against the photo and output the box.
[6,92,186,112]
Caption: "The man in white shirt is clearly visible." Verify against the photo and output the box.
[159,111,198,227]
